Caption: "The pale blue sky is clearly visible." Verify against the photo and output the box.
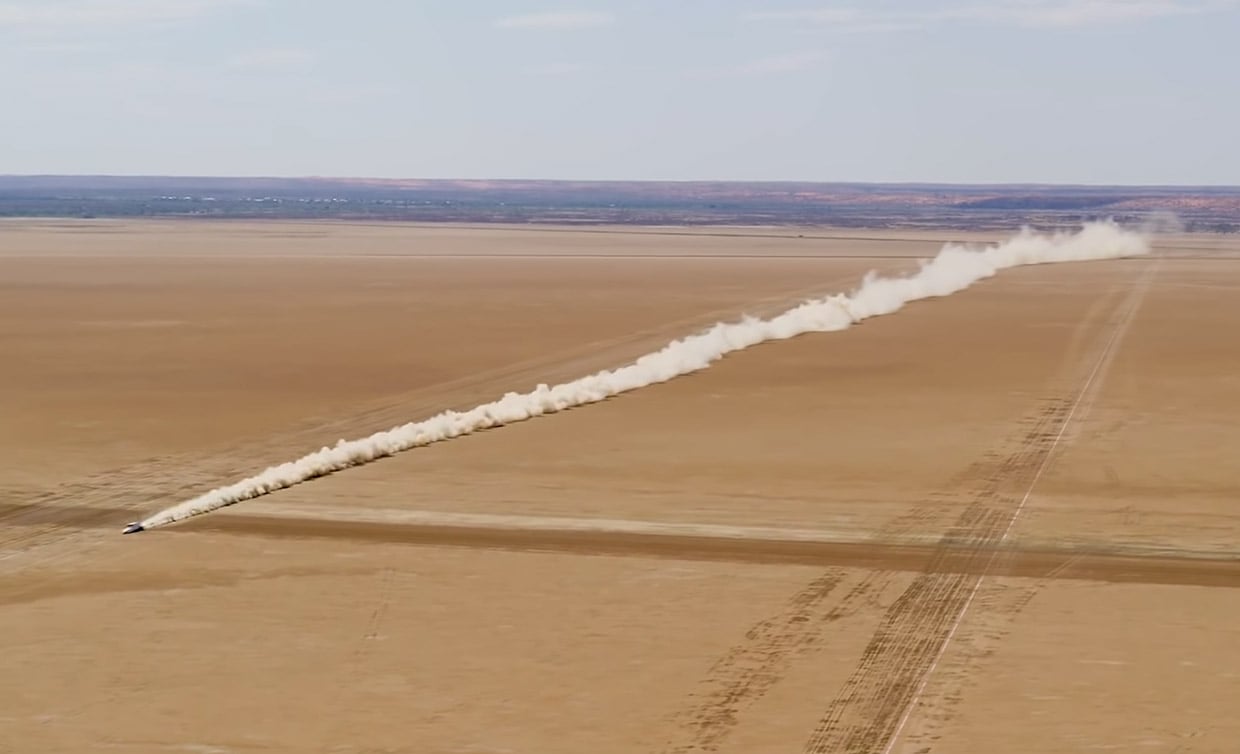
[2,0,1237,183]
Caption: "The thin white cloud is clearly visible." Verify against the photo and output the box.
[744,8,869,24]
[744,0,1234,31]
[948,0,1222,27]
[494,10,615,30]
[0,0,253,30]
[741,6,933,33]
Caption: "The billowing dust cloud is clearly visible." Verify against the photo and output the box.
[137,222,1149,529]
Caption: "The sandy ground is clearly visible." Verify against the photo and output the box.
[1,220,1238,753]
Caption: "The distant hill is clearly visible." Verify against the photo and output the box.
[1,176,1236,232]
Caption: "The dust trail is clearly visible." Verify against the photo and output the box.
[136,221,1148,530]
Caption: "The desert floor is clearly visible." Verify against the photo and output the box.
[2,219,1238,753]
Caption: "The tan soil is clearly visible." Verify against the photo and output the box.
[1,221,1237,753]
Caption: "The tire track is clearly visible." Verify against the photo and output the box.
[658,455,1003,753]
[658,400,1069,754]
[802,260,1160,754]
[801,399,1072,754]
[16,501,1239,589]
[876,258,1164,754]
[657,262,1151,753]
[662,573,847,754]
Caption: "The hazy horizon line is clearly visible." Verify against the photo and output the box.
[4,173,1239,190]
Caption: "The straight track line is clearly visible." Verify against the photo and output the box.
[878,258,1162,754]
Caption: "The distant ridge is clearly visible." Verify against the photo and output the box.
[2,175,1236,231]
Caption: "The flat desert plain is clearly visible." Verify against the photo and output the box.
[2,219,1239,753]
